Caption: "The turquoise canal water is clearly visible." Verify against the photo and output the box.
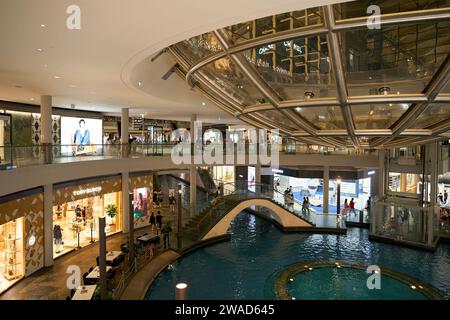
[146,212,450,300]
[287,267,427,300]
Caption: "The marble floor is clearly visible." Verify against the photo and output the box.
[0,207,176,300]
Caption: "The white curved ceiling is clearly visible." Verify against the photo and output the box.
[0,0,344,123]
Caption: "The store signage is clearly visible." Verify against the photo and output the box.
[73,186,102,196]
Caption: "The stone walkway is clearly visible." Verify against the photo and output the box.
[0,207,176,300]
[120,250,180,300]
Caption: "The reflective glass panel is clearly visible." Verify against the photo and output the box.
[174,32,223,65]
[412,104,450,128]
[227,7,322,44]
[295,106,344,130]
[339,21,450,96]
[255,110,299,131]
[246,36,337,100]
[334,0,450,19]
[352,104,409,129]
[200,57,264,107]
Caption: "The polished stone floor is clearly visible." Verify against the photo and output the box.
[0,208,176,300]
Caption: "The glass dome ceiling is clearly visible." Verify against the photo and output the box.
[168,0,450,148]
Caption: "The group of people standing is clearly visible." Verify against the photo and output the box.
[153,190,164,208]
[283,186,295,208]
[438,190,448,205]
[302,197,311,214]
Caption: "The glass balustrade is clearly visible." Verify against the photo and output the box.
[0,143,378,170]
[370,200,438,248]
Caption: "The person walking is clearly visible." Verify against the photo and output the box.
[349,198,356,215]
[438,193,444,204]
[53,224,63,254]
[343,199,349,215]
[161,222,173,249]
[149,212,156,231]
[444,190,448,204]
[158,191,163,208]
[169,194,175,213]
[156,211,163,233]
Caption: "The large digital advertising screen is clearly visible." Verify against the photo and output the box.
[61,117,102,155]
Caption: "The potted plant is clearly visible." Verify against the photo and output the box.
[105,204,117,225]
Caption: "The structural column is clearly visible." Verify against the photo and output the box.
[122,172,130,233]
[429,142,438,245]
[323,166,329,214]
[121,108,129,157]
[190,165,197,217]
[40,95,52,164]
[98,217,107,300]
[378,149,386,199]
[43,184,54,267]
[190,115,197,217]
[255,163,261,190]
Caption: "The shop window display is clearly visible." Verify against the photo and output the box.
[52,192,121,258]
[213,166,235,193]
[133,187,151,229]
[274,174,371,213]
[0,218,24,294]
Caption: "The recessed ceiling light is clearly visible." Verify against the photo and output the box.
[36,48,43,52]
[202,102,206,106]
[40,24,46,28]
[29,98,35,101]
[296,107,301,112]
[53,75,61,79]
[389,103,393,107]
[138,81,143,86]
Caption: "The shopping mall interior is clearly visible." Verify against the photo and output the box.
[0,0,450,302]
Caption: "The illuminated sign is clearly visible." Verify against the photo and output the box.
[73,186,102,196]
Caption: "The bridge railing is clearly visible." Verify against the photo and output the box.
[177,182,317,250]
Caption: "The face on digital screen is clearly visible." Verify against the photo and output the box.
[61,117,102,154]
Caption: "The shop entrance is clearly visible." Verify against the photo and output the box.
[0,114,12,167]
[53,191,122,258]
[0,217,24,294]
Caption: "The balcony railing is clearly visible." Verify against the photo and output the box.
[0,143,377,171]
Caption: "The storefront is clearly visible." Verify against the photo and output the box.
[274,172,371,213]
[213,166,235,193]
[0,190,44,294]
[129,173,153,229]
[53,177,122,258]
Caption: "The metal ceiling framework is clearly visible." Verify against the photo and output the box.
[168,4,450,149]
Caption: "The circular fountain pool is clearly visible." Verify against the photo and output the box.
[276,261,442,300]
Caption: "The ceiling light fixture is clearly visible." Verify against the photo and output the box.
[29,98,35,101]
[138,81,143,86]
[40,24,46,28]
[202,102,206,106]
[378,86,390,95]
[53,75,61,79]
[296,107,301,112]
[304,91,314,99]
[36,48,43,52]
